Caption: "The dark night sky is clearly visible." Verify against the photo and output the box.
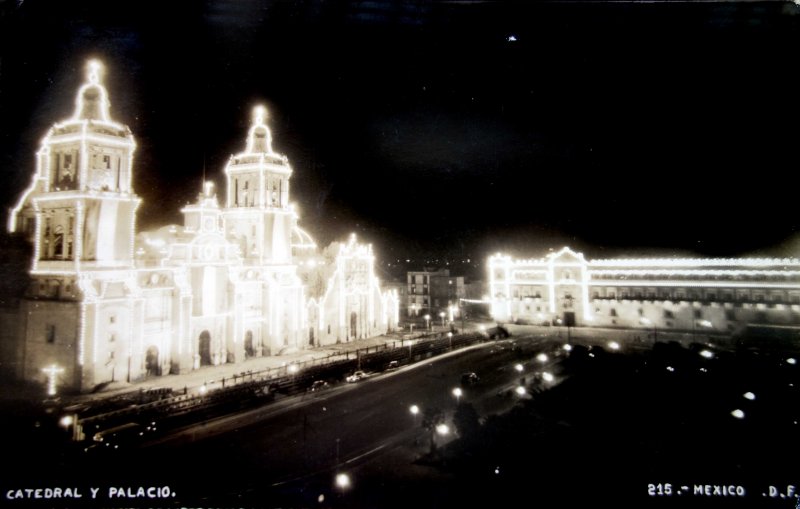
[1,0,799,276]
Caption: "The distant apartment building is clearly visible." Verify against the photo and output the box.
[407,269,465,318]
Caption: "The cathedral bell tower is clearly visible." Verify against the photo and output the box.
[9,60,140,272]
[8,60,142,393]
[222,106,295,265]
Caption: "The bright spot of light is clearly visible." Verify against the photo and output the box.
[536,353,548,363]
[743,392,756,401]
[787,358,797,365]
[699,349,714,359]
[542,372,554,383]
[731,409,745,419]
[318,494,325,503]
[563,344,572,352]
[452,387,463,398]
[436,424,450,435]
[199,385,207,395]
[494,466,500,474]
[59,415,73,427]
[666,366,675,372]
[288,364,299,374]
[335,473,351,489]
[515,386,526,396]
[410,404,419,415]
[608,341,620,351]
[507,35,517,42]
[514,363,524,372]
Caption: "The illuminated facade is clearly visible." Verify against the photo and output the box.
[6,61,397,392]
[488,247,800,333]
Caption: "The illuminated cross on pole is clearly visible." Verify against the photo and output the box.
[42,364,64,396]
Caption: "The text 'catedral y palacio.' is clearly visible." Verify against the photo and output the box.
[3,60,399,392]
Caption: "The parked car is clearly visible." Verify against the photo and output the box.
[386,360,400,371]
[346,370,366,383]
[309,380,329,392]
[460,372,480,386]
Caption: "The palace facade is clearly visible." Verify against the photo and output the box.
[489,247,800,333]
[4,60,398,392]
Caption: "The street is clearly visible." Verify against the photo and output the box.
[63,336,556,507]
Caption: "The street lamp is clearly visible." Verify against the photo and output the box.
[424,314,431,330]
[447,331,453,349]
[452,387,462,404]
[410,404,419,425]
[335,473,351,490]
[436,423,450,436]
[439,311,446,327]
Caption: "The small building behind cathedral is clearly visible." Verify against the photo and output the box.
[2,60,398,393]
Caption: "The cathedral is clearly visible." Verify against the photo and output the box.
[5,60,398,392]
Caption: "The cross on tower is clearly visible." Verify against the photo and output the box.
[88,60,101,85]
[42,364,64,396]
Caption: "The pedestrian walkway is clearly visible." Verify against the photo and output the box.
[67,328,462,405]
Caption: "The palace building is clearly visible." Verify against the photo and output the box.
[4,60,398,392]
[488,247,800,333]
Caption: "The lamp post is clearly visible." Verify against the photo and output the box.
[439,312,446,328]
[410,404,419,425]
[452,387,462,404]
[424,314,431,331]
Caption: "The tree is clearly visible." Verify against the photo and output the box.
[453,402,481,439]
[421,406,446,454]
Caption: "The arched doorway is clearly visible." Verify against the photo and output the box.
[198,331,212,366]
[244,330,254,358]
[145,346,160,376]
[350,311,358,339]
